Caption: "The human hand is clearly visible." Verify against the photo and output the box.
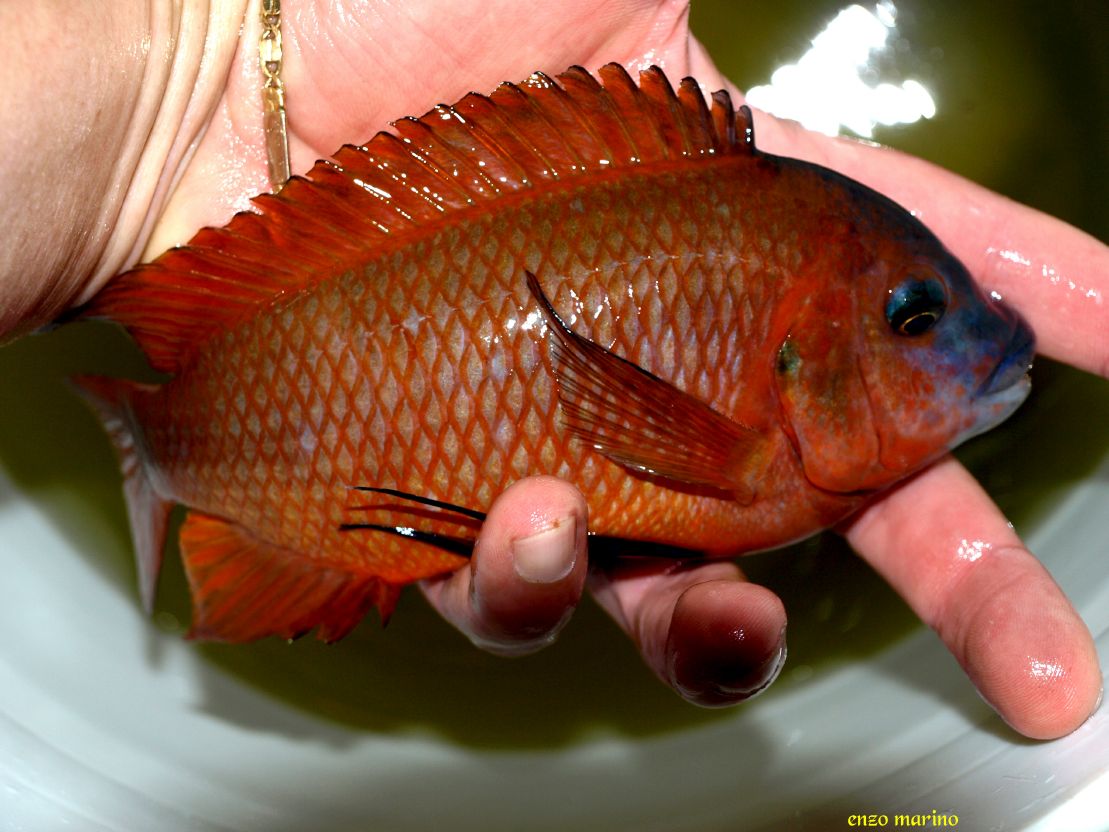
[371,4,1106,737]
[4,1,1103,739]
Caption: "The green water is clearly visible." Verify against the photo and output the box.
[1,1,1105,747]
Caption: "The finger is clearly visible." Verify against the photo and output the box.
[845,455,1102,739]
[747,113,1109,378]
[420,476,588,656]
[590,559,787,707]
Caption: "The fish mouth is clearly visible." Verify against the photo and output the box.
[961,317,1035,445]
[948,324,1033,451]
[975,320,1036,401]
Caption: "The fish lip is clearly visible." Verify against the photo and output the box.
[951,321,1034,449]
[974,322,1036,400]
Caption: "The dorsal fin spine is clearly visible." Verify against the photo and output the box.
[405,101,507,197]
[739,104,756,148]
[308,160,386,222]
[242,196,355,265]
[644,68,694,157]
[279,165,379,241]
[272,181,372,244]
[461,93,545,188]
[418,103,510,197]
[503,80,575,179]
[560,67,639,167]
[372,137,459,221]
[350,152,424,227]
[311,163,396,237]
[381,132,472,211]
[366,133,457,216]
[540,74,616,168]
[678,78,716,155]
[520,78,585,175]
[392,117,486,205]
[600,64,665,161]
[710,90,736,150]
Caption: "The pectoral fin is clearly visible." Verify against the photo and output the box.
[526,272,762,502]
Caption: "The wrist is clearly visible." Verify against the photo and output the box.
[92,0,251,301]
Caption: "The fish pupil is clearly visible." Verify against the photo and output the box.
[898,311,939,336]
[887,278,946,337]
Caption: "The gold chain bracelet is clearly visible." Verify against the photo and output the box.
[260,0,291,189]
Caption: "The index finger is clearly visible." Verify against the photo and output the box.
[844,456,1102,739]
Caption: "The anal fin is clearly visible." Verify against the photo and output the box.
[179,511,398,643]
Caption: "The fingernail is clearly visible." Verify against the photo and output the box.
[513,517,577,583]
[717,633,787,700]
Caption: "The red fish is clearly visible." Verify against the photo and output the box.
[75,64,1034,643]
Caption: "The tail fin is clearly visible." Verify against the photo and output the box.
[70,375,172,612]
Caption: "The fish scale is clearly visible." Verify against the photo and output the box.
[141,166,784,573]
[75,64,1033,642]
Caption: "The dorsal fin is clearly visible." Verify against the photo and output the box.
[85,64,756,374]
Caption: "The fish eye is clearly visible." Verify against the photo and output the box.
[886,277,946,336]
